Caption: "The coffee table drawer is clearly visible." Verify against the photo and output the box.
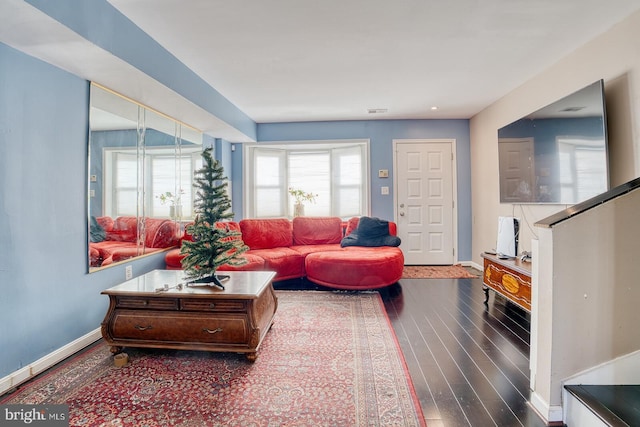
[116,296,179,310]
[180,299,246,312]
[112,311,248,344]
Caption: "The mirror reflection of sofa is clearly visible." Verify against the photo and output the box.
[89,216,181,267]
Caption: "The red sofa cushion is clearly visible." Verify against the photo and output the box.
[96,216,114,232]
[345,217,359,236]
[292,216,343,245]
[289,243,343,257]
[106,216,138,242]
[165,247,265,272]
[214,221,243,242]
[89,245,101,266]
[217,254,266,272]
[240,218,292,249]
[144,218,180,248]
[245,247,304,281]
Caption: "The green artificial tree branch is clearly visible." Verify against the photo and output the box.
[180,147,248,282]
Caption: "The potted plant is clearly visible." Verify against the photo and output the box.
[157,189,185,219]
[288,187,318,217]
[180,148,247,288]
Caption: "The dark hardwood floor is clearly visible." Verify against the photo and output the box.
[379,276,548,427]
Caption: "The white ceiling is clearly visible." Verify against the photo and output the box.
[2,0,640,135]
[105,0,640,123]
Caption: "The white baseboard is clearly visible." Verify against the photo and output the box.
[461,260,483,272]
[0,328,102,396]
[530,391,564,424]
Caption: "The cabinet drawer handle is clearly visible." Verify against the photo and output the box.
[203,327,223,334]
[134,325,153,331]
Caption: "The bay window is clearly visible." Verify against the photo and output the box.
[104,146,202,219]
[245,140,369,218]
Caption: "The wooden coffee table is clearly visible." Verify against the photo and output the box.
[101,270,277,362]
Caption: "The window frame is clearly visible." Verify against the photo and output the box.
[243,139,370,219]
[104,146,202,219]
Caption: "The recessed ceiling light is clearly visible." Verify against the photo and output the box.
[367,108,388,114]
[431,106,438,110]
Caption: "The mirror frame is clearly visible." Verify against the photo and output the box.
[87,83,203,272]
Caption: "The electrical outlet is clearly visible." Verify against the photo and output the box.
[125,265,133,280]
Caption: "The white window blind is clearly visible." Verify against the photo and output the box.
[558,138,607,202]
[105,147,201,219]
[289,151,331,216]
[111,152,138,217]
[333,145,364,218]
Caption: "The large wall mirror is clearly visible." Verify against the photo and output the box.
[88,83,203,271]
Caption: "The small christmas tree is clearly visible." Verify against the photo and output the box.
[180,147,247,287]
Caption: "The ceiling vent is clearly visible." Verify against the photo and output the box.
[367,108,388,114]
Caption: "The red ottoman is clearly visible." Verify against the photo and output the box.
[305,246,404,290]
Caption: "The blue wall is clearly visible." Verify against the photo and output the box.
[0,43,168,378]
[256,120,472,260]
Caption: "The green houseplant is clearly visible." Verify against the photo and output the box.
[157,189,185,219]
[180,147,247,288]
[288,187,317,217]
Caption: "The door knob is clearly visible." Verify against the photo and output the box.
[400,203,405,208]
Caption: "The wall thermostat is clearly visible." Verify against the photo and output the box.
[378,169,389,178]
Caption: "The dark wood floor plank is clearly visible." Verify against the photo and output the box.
[431,280,533,385]
[384,284,471,425]
[385,297,442,420]
[433,296,533,401]
[416,298,521,426]
[382,276,548,427]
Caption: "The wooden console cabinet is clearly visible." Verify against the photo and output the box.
[101,270,277,362]
[481,253,531,312]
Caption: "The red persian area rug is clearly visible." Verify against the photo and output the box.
[402,264,478,279]
[1,291,425,427]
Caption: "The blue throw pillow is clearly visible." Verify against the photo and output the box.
[90,216,106,243]
[340,216,401,247]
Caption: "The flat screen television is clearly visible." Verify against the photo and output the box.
[498,80,609,204]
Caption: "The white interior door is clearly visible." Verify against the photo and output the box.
[395,140,455,265]
[498,138,535,203]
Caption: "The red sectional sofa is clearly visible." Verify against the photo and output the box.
[90,216,181,267]
[164,216,404,290]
